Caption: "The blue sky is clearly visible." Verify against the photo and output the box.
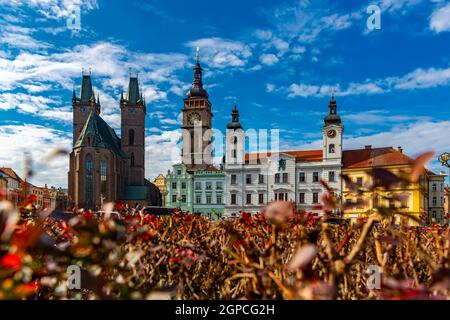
[0,0,450,187]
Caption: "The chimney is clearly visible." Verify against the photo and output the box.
[365,145,372,149]
[398,146,403,153]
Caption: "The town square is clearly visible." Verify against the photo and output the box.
[0,0,450,308]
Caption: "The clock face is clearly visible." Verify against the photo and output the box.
[188,112,201,125]
[327,129,337,138]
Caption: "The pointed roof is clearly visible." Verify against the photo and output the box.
[80,74,93,102]
[324,94,341,125]
[74,111,127,158]
[187,50,208,98]
[0,167,23,182]
[127,76,140,104]
[227,101,243,130]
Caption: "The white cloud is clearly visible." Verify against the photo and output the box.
[0,0,99,20]
[259,53,279,66]
[283,65,450,98]
[266,83,275,93]
[430,3,450,32]
[0,92,71,122]
[186,37,252,69]
[389,66,450,89]
[344,110,430,125]
[145,129,181,180]
[0,124,71,187]
[298,120,450,174]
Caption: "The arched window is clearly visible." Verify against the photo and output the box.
[101,158,107,196]
[329,144,335,154]
[129,129,135,146]
[130,152,135,167]
[85,154,93,207]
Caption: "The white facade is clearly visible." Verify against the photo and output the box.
[428,173,446,224]
[224,98,344,216]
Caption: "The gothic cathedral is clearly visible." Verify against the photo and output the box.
[68,72,161,209]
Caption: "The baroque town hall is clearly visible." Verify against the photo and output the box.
[68,73,161,209]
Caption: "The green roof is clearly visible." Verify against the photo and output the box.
[120,186,148,200]
[74,111,127,158]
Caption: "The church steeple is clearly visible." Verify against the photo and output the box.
[187,48,208,98]
[227,100,243,130]
[324,94,341,125]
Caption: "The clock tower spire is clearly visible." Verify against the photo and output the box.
[181,48,213,171]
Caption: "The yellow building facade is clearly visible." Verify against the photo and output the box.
[153,174,167,207]
[341,146,428,225]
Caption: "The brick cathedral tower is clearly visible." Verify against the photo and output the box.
[181,50,213,171]
[72,71,101,145]
[121,75,147,186]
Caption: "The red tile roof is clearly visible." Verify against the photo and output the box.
[245,150,323,163]
[0,167,23,182]
[243,147,415,169]
[342,147,414,169]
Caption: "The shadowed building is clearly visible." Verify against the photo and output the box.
[68,72,161,209]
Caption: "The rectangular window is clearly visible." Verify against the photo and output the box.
[172,182,177,189]
[216,194,222,204]
[282,172,288,183]
[258,193,264,204]
[299,172,305,183]
[299,192,305,204]
[177,169,182,175]
[195,194,201,204]
[172,195,177,203]
[275,173,280,184]
[181,195,186,203]
[258,174,264,184]
[206,195,212,204]
[195,182,201,190]
[401,196,408,209]
[313,172,319,182]
[433,196,437,206]
[246,174,252,184]
[356,177,363,187]
[205,182,212,190]
[312,192,319,204]
[246,193,252,204]
[231,175,237,185]
[329,171,335,182]
[181,182,186,189]
[432,184,437,192]
[231,193,237,205]
[216,182,223,190]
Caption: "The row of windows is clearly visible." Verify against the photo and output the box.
[195,194,222,205]
[229,192,321,205]
[195,181,223,190]
[170,194,223,205]
[230,171,336,185]
[431,183,444,192]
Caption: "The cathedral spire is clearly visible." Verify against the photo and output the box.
[127,74,140,104]
[80,72,93,102]
[187,47,208,98]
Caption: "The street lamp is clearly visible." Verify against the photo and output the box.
[438,152,450,185]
